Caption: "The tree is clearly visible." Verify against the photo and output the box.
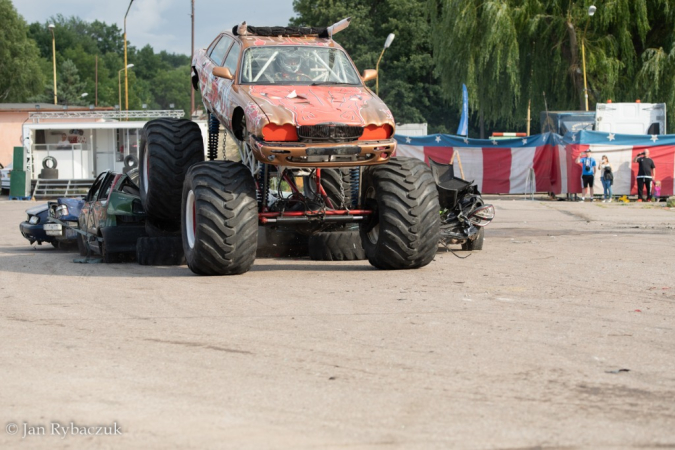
[291,0,458,133]
[58,60,87,105]
[428,0,675,132]
[0,0,45,101]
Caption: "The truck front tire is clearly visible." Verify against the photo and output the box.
[182,161,258,275]
[359,157,440,270]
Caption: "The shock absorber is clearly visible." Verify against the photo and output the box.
[257,164,271,212]
[207,113,219,161]
[349,168,360,208]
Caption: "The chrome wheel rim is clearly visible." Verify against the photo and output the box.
[185,190,196,249]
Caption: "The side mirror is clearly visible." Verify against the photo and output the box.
[213,66,234,80]
[361,69,377,83]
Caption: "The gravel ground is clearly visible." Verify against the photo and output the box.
[0,197,674,449]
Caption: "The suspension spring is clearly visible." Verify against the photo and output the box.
[207,113,219,161]
[349,168,360,208]
[257,163,271,211]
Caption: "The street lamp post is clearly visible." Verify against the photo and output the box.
[124,0,135,111]
[581,5,596,111]
[119,64,134,112]
[48,23,57,105]
[375,33,395,96]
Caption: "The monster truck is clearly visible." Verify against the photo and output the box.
[138,18,440,275]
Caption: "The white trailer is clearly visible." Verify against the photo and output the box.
[21,111,207,181]
[595,102,666,135]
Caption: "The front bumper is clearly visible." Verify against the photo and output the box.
[250,137,396,167]
[20,222,54,245]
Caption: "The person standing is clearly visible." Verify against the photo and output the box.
[633,149,658,201]
[576,149,597,201]
[599,155,613,202]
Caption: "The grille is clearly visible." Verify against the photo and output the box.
[298,124,363,141]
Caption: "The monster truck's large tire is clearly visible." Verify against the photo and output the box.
[136,236,185,266]
[462,226,484,251]
[304,168,351,209]
[145,217,181,237]
[359,157,440,270]
[308,229,365,261]
[181,161,258,275]
[139,118,204,224]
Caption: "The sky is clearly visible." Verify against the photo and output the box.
[15,0,298,55]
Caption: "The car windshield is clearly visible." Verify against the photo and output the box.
[240,46,361,86]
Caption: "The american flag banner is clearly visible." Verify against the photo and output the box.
[393,131,675,196]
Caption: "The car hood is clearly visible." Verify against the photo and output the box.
[26,204,48,216]
[244,85,394,128]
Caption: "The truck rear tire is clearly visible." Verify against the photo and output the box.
[136,236,185,265]
[304,168,351,209]
[182,161,258,275]
[308,229,365,261]
[139,118,204,224]
[359,157,440,270]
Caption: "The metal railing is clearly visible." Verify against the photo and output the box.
[29,110,185,122]
[32,179,95,199]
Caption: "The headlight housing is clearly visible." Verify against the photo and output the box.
[359,124,393,141]
[55,205,69,218]
[29,215,39,225]
[262,124,298,141]
[468,205,495,227]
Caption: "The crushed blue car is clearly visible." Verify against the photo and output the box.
[19,204,56,246]
[45,198,85,249]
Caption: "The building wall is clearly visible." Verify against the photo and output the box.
[0,112,28,166]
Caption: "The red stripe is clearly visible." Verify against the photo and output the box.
[567,144,590,193]
[423,146,453,165]
[632,145,674,196]
[482,148,511,193]
[533,145,555,192]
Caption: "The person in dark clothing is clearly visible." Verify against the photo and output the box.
[633,149,658,201]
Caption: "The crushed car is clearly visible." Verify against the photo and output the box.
[19,204,57,247]
[78,169,147,262]
[428,158,495,250]
[136,18,440,275]
[44,198,85,250]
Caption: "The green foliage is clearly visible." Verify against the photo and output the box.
[22,12,196,117]
[0,0,45,101]
[291,0,458,133]
[429,0,675,133]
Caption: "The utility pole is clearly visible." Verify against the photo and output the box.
[95,55,98,107]
[190,0,195,118]
[124,0,135,112]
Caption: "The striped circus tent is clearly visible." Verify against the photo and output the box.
[393,131,674,196]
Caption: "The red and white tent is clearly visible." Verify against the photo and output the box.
[394,131,674,196]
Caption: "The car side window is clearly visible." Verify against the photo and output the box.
[98,175,115,201]
[223,43,241,75]
[87,173,106,201]
[210,36,234,66]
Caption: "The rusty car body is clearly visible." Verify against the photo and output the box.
[192,24,397,168]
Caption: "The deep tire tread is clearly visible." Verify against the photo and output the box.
[360,157,440,270]
[182,161,258,275]
[140,118,205,223]
[136,236,185,265]
[308,230,366,261]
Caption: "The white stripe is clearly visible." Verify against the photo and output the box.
[588,144,634,195]
[509,147,536,194]
[395,144,425,161]
[453,147,484,192]
[558,144,568,194]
